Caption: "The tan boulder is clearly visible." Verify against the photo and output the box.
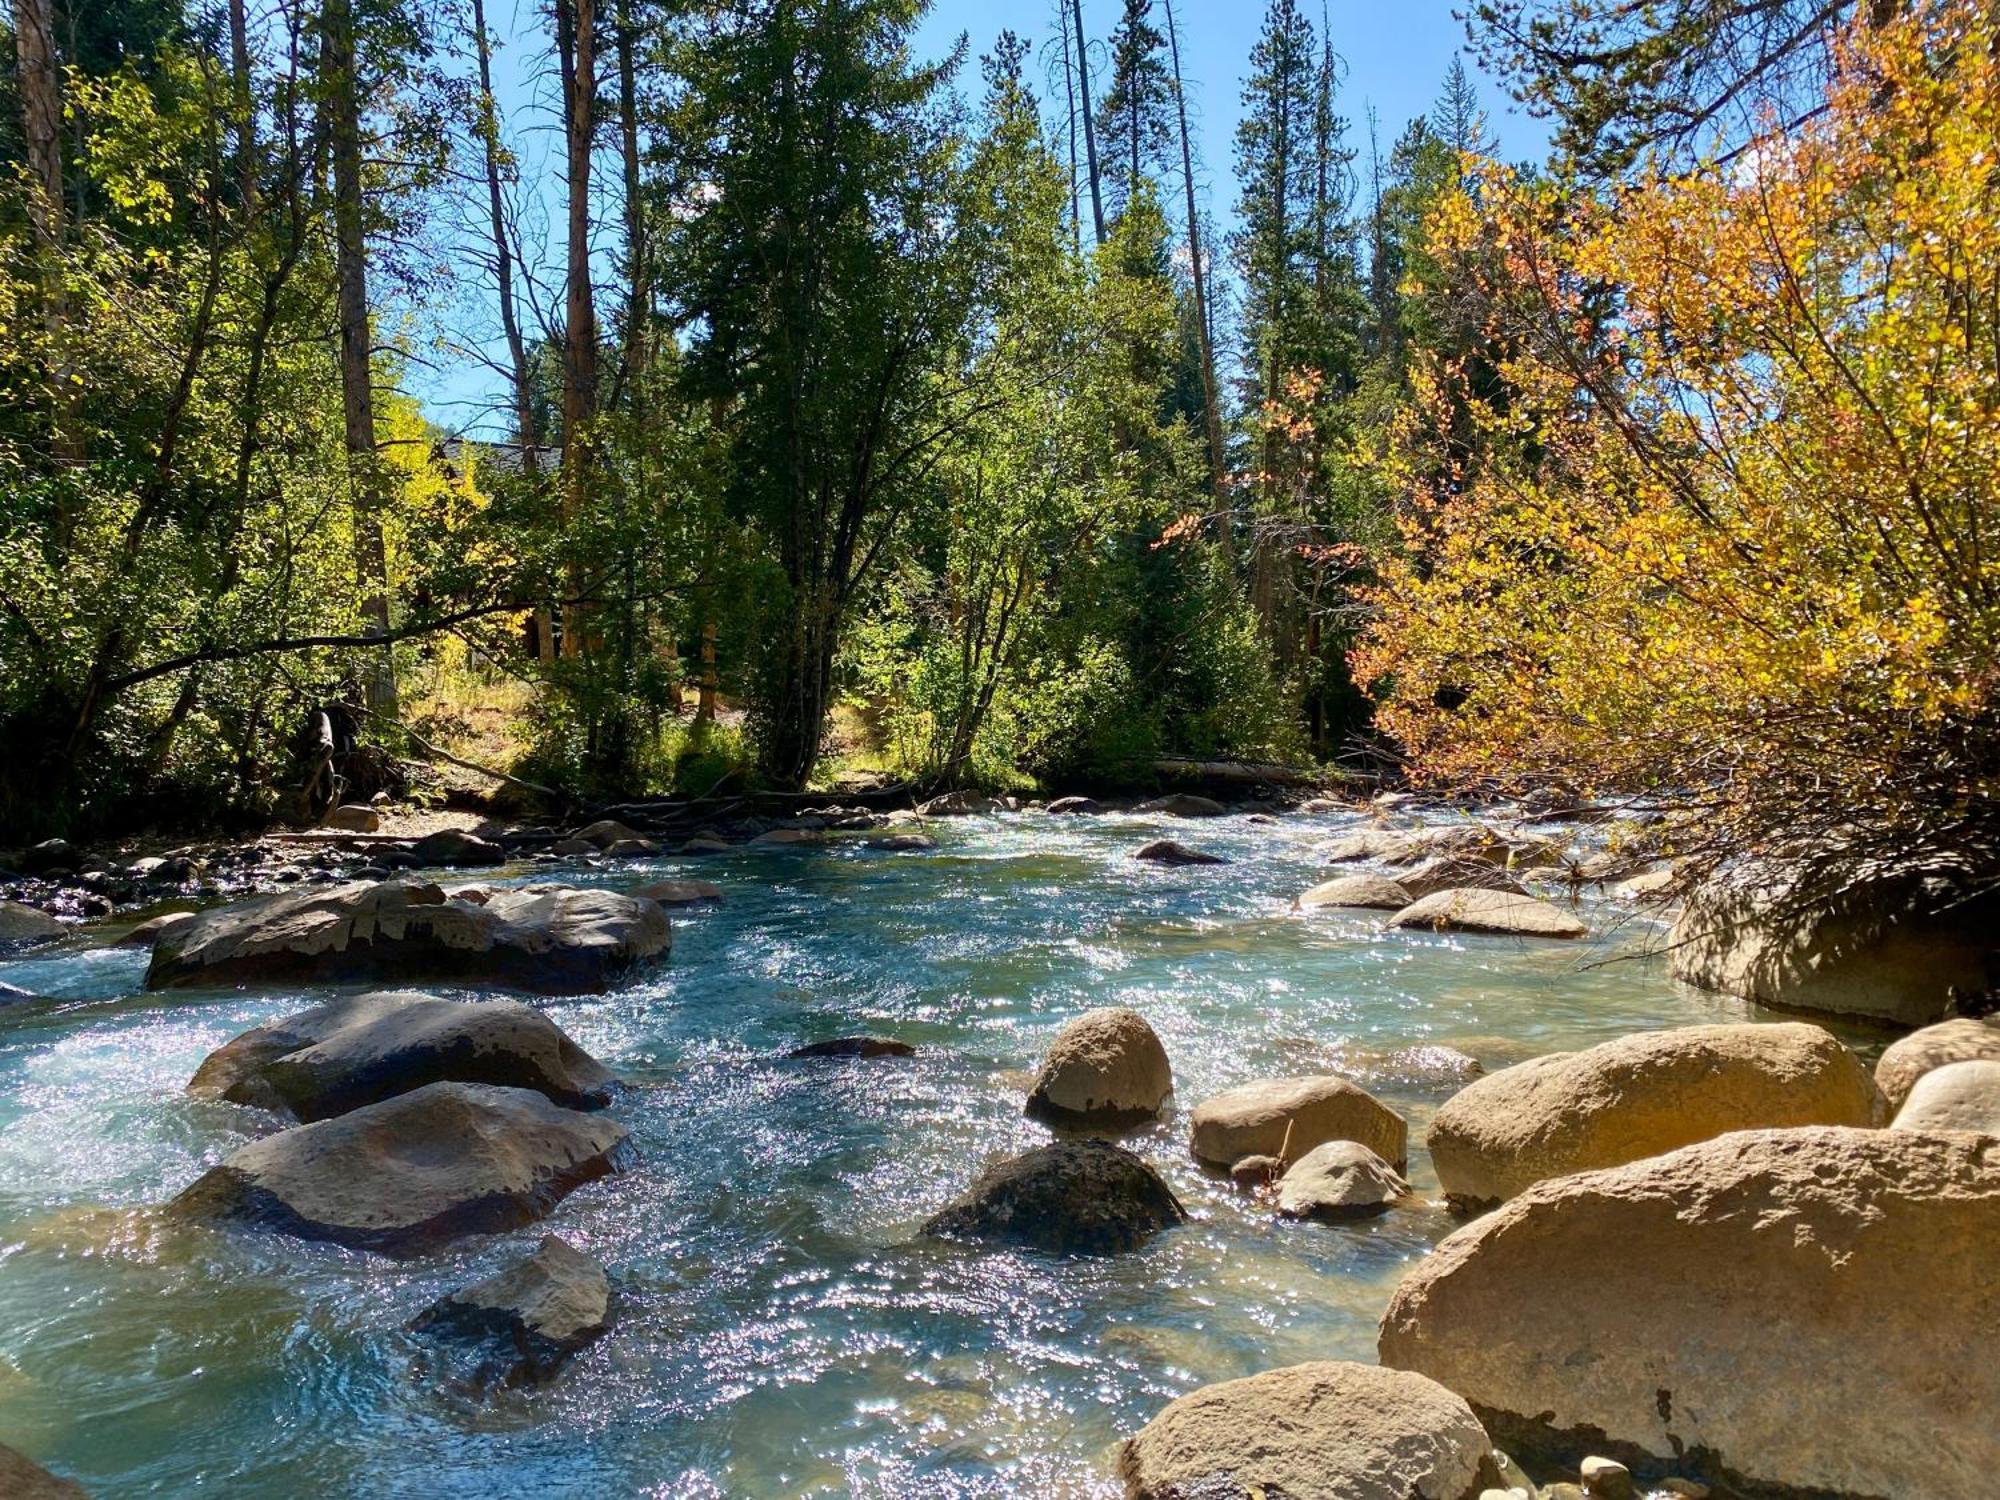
[1876,1016,2000,1112]
[1397,858,1528,901]
[1322,827,1424,864]
[1276,1140,1410,1219]
[1189,1074,1407,1171]
[170,1080,630,1257]
[411,1234,611,1389]
[1296,873,1412,911]
[1428,1022,1880,1208]
[1379,1127,2000,1500]
[1119,1360,1496,1500]
[1892,1059,2000,1136]
[324,803,381,832]
[1389,889,1586,939]
[1669,867,1998,1026]
[1025,1007,1172,1125]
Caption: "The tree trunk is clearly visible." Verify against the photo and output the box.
[228,0,257,212]
[471,0,539,478]
[13,0,80,479]
[1058,8,1081,255]
[557,0,600,660]
[1068,0,1106,246]
[325,0,398,716]
[1163,0,1225,496]
[695,618,718,725]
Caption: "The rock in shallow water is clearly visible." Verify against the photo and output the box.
[1296,873,1412,911]
[411,1234,612,1389]
[0,1444,87,1499]
[1025,1007,1172,1126]
[1133,840,1226,867]
[145,880,669,995]
[1389,889,1586,940]
[189,990,615,1121]
[170,1081,631,1257]
[1189,1074,1407,1171]
[630,878,722,907]
[0,900,63,945]
[922,1139,1187,1255]
[1426,1022,1880,1209]
[1133,793,1227,818]
[1118,1359,1497,1500]
[1275,1139,1410,1219]
[1378,1126,2000,1500]
[789,1036,915,1059]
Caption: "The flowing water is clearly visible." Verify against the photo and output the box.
[0,809,1845,1497]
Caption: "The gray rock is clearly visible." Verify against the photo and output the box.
[188,990,615,1121]
[324,804,382,833]
[410,829,507,868]
[1045,796,1102,815]
[1025,1007,1173,1126]
[411,1234,612,1389]
[0,900,63,945]
[922,1139,1187,1255]
[789,1036,916,1059]
[1276,1139,1411,1219]
[1133,839,1227,867]
[170,1081,630,1257]
[866,832,936,850]
[631,879,721,906]
[1134,793,1227,818]
[1297,874,1413,911]
[1389,889,1587,939]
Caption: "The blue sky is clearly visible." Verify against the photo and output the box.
[415,0,1546,436]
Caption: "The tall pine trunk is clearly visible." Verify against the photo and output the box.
[325,0,397,716]
[472,0,539,480]
[1069,0,1106,245]
[557,0,600,659]
[1163,0,1225,495]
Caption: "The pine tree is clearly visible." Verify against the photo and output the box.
[1433,56,1492,161]
[1095,0,1173,221]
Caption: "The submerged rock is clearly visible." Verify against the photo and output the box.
[1275,1140,1410,1220]
[1025,1007,1173,1126]
[1133,839,1227,867]
[1134,793,1226,818]
[1189,1074,1407,1171]
[411,1234,612,1389]
[1388,889,1586,940]
[0,1444,87,1500]
[145,880,670,995]
[922,1139,1187,1254]
[0,900,62,945]
[1296,873,1412,911]
[1378,1126,2000,1500]
[1119,1360,1496,1500]
[189,990,615,1121]
[1427,1022,1880,1209]
[1874,1016,2000,1112]
[1669,866,1999,1026]
[789,1036,915,1059]
[171,1081,630,1257]
[1892,1058,2000,1135]
[631,879,722,907]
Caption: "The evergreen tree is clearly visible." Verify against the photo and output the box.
[1095,0,1173,221]
[1433,55,1492,159]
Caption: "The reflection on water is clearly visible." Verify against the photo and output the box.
[0,810,1829,1496]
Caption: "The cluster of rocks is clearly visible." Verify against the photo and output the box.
[170,988,635,1390]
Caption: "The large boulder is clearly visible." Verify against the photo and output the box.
[1322,827,1424,864]
[0,900,63,945]
[1296,874,1412,911]
[918,791,1000,817]
[0,1445,87,1500]
[145,880,669,995]
[921,1139,1187,1255]
[1046,796,1102,815]
[188,990,615,1122]
[1388,889,1586,940]
[1118,1360,1496,1500]
[1396,858,1527,902]
[1891,1059,2000,1136]
[1669,867,1999,1026]
[1134,794,1227,818]
[170,1081,630,1257]
[1427,1023,1880,1209]
[1875,1016,2000,1113]
[118,910,195,948]
[1275,1140,1410,1220]
[1025,1007,1173,1125]
[1378,1127,2000,1500]
[411,1234,612,1389]
[410,829,507,868]
[1133,840,1227,867]
[1189,1075,1407,1171]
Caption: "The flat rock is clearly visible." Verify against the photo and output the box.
[1428,1022,1880,1208]
[918,791,1000,816]
[0,1445,87,1499]
[789,1036,915,1059]
[1389,889,1586,939]
[1892,1058,2000,1135]
[1118,1360,1496,1500]
[749,828,823,846]
[1276,1140,1411,1219]
[411,1234,611,1389]
[866,832,936,850]
[1875,1016,2000,1112]
[922,1139,1187,1255]
[1398,857,1528,901]
[1669,866,1999,1026]
[1133,839,1226,867]
[1378,1127,2000,1500]
[0,900,63,944]
[631,879,722,907]
[1297,874,1413,911]
[188,990,615,1121]
[118,910,195,947]
[410,829,507,868]
[1189,1075,1407,1171]
[145,880,670,995]
[170,1081,630,1257]
[324,804,382,833]
[1322,827,1424,864]
[1025,1007,1173,1125]
[1134,794,1226,817]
